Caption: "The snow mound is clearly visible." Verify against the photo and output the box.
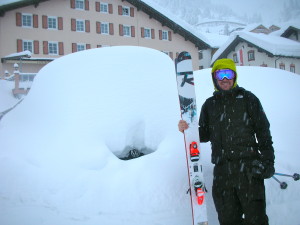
[1,46,180,165]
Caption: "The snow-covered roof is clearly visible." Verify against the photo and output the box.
[4,50,32,59]
[139,0,213,48]
[0,0,23,6]
[211,31,300,63]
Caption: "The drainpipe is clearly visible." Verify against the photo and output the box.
[275,57,281,68]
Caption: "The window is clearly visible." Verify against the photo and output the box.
[199,51,203,60]
[48,16,57,29]
[122,6,130,16]
[290,64,295,73]
[144,28,151,38]
[22,14,32,27]
[20,74,36,82]
[75,0,84,9]
[123,25,131,36]
[48,42,58,55]
[76,20,85,32]
[233,53,238,63]
[101,22,109,34]
[100,3,108,13]
[162,30,169,40]
[23,40,33,53]
[279,63,285,70]
[248,50,255,61]
[77,44,86,52]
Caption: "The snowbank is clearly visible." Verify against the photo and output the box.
[0,80,19,112]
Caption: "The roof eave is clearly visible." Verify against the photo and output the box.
[0,0,49,17]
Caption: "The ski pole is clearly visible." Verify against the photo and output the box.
[272,176,288,189]
[274,173,300,181]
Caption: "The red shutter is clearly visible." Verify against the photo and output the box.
[95,2,100,12]
[141,27,145,38]
[118,5,122,15]
[42,15,48,29]
[43,41,48,54]
[59,42,64,55]
[71,19,76,31]
[86,44,91,49]
[119,24,123,36]
[85,20,90,32]
[34,40,39,54]
[33,14,38,28]
[96,22,101,34]
[130,7,134,17]
[17,39,23,52]
[16,12,22,26]
[131,26,135,37]
[58,17,63,30]
[85,0,89,10]
[108,4,113,14]
[168,31,172,41]
[109,23,114,35]
[70,0,75,9]
[72,43,77,52]
[159,30,162,40]
[151,29,155,39]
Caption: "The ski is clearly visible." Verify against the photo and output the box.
[175,51,208,225]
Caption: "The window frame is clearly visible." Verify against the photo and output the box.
[122,6,130,16]
[233,53,238,63]
[290,64,295,73]
[162,30,168,41]
[75,0,84,10]
[123,25,131,37]
[279,63,285,70]
[144,28,151,39]
[100,2,108,13]
[23,40,33,53]
[247,50,255,61]
[101,22,109,35]
[77,43,86,52]
[48,41,58,55]
[76,19,85,32]
[22,13,32,28]
[48,16,58,30]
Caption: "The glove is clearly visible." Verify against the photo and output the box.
[251,159,275,179]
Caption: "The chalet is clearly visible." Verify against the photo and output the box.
[0,0,212,81]
[211,31,300,75]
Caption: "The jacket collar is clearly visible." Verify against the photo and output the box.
[213,86,245,98]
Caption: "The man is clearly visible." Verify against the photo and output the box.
[178,58,275,225]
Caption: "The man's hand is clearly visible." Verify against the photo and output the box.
[252,159,275,179]
[178,120,189,133]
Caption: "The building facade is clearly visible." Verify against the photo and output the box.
[211,31,300,75]
[0,0,210,78]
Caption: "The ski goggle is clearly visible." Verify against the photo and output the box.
[214,69,235,81]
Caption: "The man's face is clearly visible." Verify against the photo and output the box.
[214,69,235,91]
[217,78,234,91]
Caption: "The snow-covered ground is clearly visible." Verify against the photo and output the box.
[0,46,299,225]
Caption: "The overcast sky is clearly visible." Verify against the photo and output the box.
[210,0,285,23]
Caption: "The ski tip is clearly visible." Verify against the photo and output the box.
[176,51,191,63]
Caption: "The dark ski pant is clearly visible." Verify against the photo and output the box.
[212,162,269,225]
